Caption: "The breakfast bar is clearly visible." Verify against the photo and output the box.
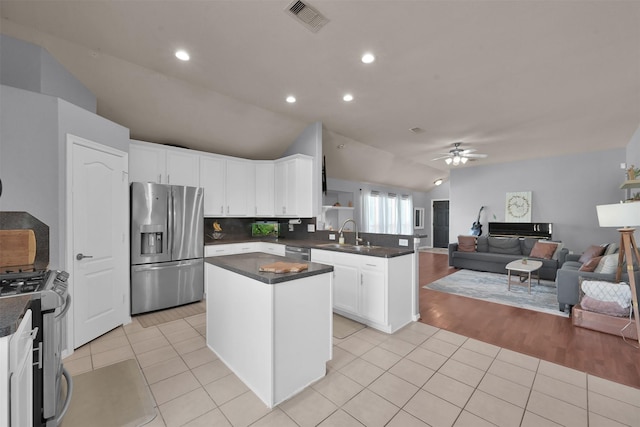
[204,253,333,408]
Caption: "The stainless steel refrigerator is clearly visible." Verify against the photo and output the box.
[130,182,204,315]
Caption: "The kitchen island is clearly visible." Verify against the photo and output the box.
[205,253,333,408]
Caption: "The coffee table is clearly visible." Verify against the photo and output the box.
[506,259,543,294]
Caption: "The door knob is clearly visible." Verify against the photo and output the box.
[76,253,93,260]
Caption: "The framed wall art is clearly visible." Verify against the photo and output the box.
[505,191,532,222]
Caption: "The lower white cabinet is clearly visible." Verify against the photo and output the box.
[1,309,34,427]
[311,249,413,333]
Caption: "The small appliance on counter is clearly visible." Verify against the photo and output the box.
[130,182,204,315]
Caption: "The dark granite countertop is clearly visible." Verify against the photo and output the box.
[0,295,33,337]
[205,238,414,258]
[205,253,333,284]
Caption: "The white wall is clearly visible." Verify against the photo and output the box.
[0,34,97,113]
[448,149,625,253]
[0,85,129,269]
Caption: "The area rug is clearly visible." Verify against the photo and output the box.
[135,299,206,328]
[424,269,568,317]
[60,359,156,427]
[333,313,366,338]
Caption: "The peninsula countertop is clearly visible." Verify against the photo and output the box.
[205,252,333,284]
[205,238,414,258]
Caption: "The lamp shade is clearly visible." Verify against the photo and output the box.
[596,202,640,228]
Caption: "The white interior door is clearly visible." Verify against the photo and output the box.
[68,135,128,348]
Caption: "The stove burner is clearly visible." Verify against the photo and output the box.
[0,270,48,296]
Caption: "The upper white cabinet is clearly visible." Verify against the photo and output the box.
[128,140,166,184]
[165,148,200,186]
[274,155,313,218]
[225,158,255,217]
[130,140,317,219]
[199,155,255,217]
[129,140,199,187]
[199,155,226,216]
[254,162,275,217]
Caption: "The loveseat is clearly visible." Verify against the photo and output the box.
[448,236,569,281]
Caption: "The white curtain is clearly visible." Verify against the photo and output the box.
[361,189,413,234]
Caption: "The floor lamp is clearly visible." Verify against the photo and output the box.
[597,203,640,344]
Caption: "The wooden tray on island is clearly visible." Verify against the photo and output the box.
[259,262,308,273]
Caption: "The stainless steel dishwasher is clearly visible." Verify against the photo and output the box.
[284,245,311,261]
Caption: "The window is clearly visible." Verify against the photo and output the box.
[362,190,413,234]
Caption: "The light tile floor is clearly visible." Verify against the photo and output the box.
[63,312,640,427]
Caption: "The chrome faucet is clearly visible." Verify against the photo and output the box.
[338,218,363,246]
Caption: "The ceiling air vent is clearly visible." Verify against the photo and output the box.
[285,0,329,33]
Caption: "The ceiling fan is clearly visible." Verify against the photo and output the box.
[432,142,488,166]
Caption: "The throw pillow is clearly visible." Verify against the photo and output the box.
[594,254,619,274]
[578,245,606,264]
[603,242,619,256]
[458,235,476,252]
[538,240,564,260]
[580,295,630,317]
[529,241,557,259]
[579,256,602,272]
[581,279,631,308]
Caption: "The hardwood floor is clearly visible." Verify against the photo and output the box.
[417,251,640,390]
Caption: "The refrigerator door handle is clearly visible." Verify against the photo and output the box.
[167,189,174,258]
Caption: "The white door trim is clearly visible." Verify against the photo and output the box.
[65,133,129,354]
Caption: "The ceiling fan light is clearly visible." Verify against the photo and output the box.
[461,157,468,164]
[452,155,460,166]
[445,157,452,165]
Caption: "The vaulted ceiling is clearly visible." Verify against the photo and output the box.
[1,1,638,192]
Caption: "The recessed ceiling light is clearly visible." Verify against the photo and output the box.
[361,53,375,64]
[175,50,190,61]
[286,95,296,103]
[337,144,345,149]
[434,178,443,186]
[343,94,354,102]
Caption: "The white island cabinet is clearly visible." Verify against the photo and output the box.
[205,253,332,408]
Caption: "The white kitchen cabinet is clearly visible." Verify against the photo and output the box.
[274,155,313,218]
[165,147,200,186]
[205,244,238,257]
[255,162,275,217]
[311,249,413,333]
[129,140,199,186]
[225,159,255,216]
[128,140,166,183]
[199,155,226,216]
[259,242,286,256]
[1,309,34,427]
[200,155,255,217]
[360,259,386,324]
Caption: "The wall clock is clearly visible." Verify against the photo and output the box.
[505,191,532,222]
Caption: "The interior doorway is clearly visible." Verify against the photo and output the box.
[432,200,450,248]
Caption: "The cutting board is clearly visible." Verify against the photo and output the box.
[259,262,308,273]
[0,229,37,268]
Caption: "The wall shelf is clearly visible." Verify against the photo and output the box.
[322,205,354,211]
[620,180,640,189]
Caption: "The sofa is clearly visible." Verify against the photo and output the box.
[555,243,635,312]
[448,236,568,281]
